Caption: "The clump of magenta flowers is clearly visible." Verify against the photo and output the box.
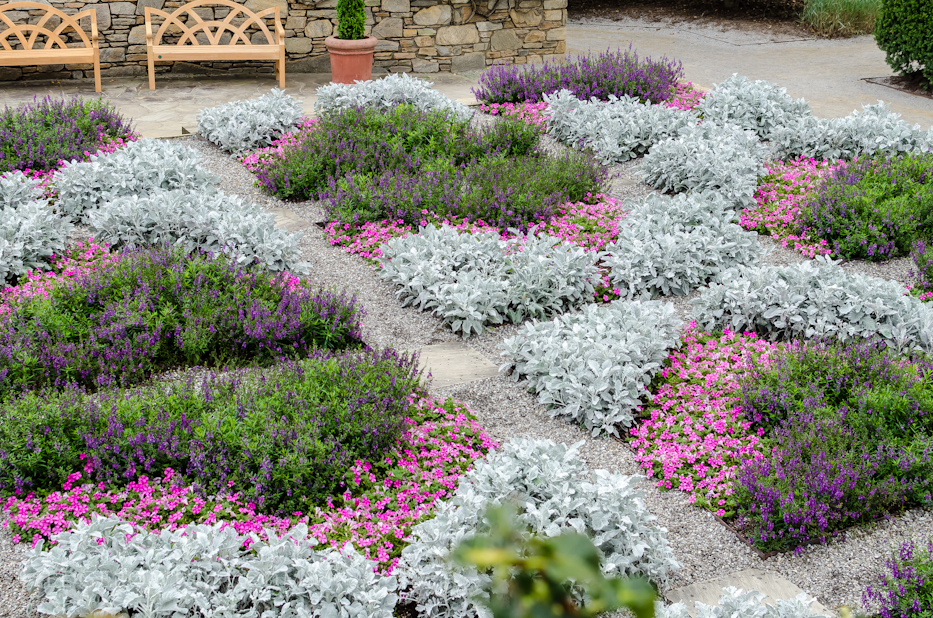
[863,540,933,617]
[472,46,684,105]
[0,244,363,396]
[0,95,136,175]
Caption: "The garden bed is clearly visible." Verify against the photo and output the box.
[3,70,933,618]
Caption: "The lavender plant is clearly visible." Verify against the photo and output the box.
[0,347,419,512]
[863,540,933,618]
[800,154,933,261]
[0,96,134,174]
[473,47,684,105]
[0,245,362,395]
[736,340,933,552]
[909,240,933,300]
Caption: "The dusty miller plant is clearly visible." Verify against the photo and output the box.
[691,256,933,353]
[501,300,682,435]
[54,139,218,219]
[23,517,398,618]
[0,170,45,211]
[197,89,303,153]
[640,121,766,210]
[378,225,599,337]
[85,189,306,273]
[544,89,697,164]
[604,192,763,299]
[656,587,828,618]
[697,74,812,139]
[0,200,73,284]
[770,102,933,160]
[397,438,680,618]
[315,73,473,121]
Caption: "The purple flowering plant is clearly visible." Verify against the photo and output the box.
[864,540,933,617]
[800,153,933,261]
[0,245,363,395]
[0,96,136,174]
[736,340,933,551]
[472,47,684,104]
[0,347,425,514]
[2,394,496,571]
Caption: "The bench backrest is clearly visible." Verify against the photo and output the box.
[146,0,281,47]
[0,2,96,52]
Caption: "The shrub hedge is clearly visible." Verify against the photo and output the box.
[875,0,933,88]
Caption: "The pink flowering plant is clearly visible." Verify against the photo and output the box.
[0,241,119,314]
[629,324,778,517]
[478,102,550,131]
[3,394,496,572]
[664,82,705,111]
[739,156,836,258]
[324,194,627,261]
[238,116,319,173]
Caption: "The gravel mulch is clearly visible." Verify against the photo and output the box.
[2,128,928,616]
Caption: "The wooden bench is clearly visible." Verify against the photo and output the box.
[0,2,101,92]
[145,0,285,90]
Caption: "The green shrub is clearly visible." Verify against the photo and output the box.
[800,153,933,260]
[336,0,366,39]
[0,349,422,512]
[801,0,881,36]
[875,0,933,87]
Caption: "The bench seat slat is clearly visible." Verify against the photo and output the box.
[151,45,281,61]
[0,49,95,65]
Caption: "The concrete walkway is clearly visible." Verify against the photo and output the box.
[568,17,933,129]
[1,17,928,135]
[0,72,480,138]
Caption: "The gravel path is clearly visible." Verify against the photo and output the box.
[2,129,928,617]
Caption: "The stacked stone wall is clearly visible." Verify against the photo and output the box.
[0,0,566,82]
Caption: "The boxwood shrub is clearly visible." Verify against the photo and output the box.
[875,0,933,88]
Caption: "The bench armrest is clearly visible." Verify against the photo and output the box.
[275,10,285,45]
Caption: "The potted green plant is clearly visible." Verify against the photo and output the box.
[325,0,377,84]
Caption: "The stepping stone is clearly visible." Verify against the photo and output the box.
[409,343,500,388]
[268,208,313,232]
[665,569,832,616]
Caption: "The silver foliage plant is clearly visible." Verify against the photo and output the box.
[0,200,73,283]
[315,73,473,121]
[197,89,303,153]
[54,139,219,218]
[657,587,829,618]
[85,189,306,273]
[23,517,398,618]
[0,170,45,211]
[640,121,766,210]
[692,257,933,353]
[544,89,697,164]
[501,300,682,435]
[377,225,599,337]
[604,192,763,299]
[697,74,812,139]
[770,102,933,160]
[397,438,680,618]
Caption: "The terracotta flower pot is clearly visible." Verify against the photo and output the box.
[325,35,378,84]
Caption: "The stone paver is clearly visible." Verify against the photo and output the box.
[665,568,832,616]
[268,208,315,233]
[409,343,501,389]
[0,72,480,138]
[567,17,933,129]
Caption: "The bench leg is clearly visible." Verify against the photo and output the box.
[147,49,155,90]
[278,48,285,89]
[93,53,101,93]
